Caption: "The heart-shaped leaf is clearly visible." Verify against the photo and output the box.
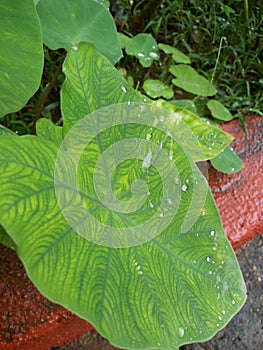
[0,44,246,349]
[170,65,217,97]
[207,100,233,121]
[0,115,246,349]
[0,0,43,117]
[36,0,122,64]
[143,79,174,99]
[125,34,159,67]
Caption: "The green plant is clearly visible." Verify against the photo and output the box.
[0,1,246,349]
[120,36,243,174]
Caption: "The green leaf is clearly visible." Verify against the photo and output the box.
[153,100,233,161]
[0,125,17,136]
[61,43,143,133]
[125,34,159,67]
[36,118,63,146]
[143,80,174,99]
[61,43,232,161]
[0,120,246,349]
[211,145,243,174]
[169,99,198,114]
[0,224,16,250]
[158,43,191,64]
[207,100,233,121]
[0,0,43,117]
[170,65,217,97]
[118,33,131,49]
[36,0,122,64]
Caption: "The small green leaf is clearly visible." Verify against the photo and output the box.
[125,34,159,67]
[207,100,233,121]
[0,125,17,136]
[159,43,191,64]
[36,0,122,64]
[211,145,243,174]
[143,80,174,99]
[36,118,63,146]
[118,33,131,49]
[0,224,16,250]
[0,0,43,117]
[170,65,217,97]
[169,100,198,114]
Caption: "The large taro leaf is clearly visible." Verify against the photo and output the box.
[0,104,246,349]
[0,0,43,117]
[61,43,232,161]
[36,0,122,64]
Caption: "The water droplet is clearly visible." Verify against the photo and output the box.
[178,327,184,338]
[143,98,147,102]
[200,210,206,216]
[142,150,152,168]
[167,197,172,205]
[157,342,161,346]
[132,259,138,266]
[222,309,226,314]
[218,316,222,320]
[232,299,236,305]
[149,200,154,208]
[174,177,179,184]
[230,167,235,173]
[182,184,188,192]
[72,44,78,50]
[206,256,212,262]
[169,139,173,160]
[121,85,127,93]
[149,51,158,58]
[146,133,152,140]
[208,270,213,274]
[210,230,216,237]
[152,45,157,49]
[159,115,164,122]
[138,52,144,57]
[193,260,196,264]
[159,212,164,218]
[128,101,131,106]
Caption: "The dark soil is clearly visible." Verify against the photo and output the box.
[61,235,263,350]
